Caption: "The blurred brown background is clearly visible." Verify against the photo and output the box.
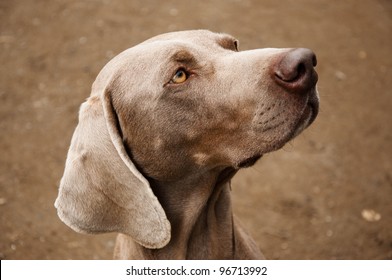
[1,0,391,259]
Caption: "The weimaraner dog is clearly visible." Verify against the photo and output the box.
[55,30,319,259]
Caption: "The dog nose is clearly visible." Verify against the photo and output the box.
[274,48,318,93]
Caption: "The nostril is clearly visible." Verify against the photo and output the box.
[296,62,306,81]
[273,48,318,92]
[312,54,317,67]
[275,61,306,83]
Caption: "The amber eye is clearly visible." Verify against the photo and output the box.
[171,69,188,84]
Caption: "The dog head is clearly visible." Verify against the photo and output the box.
[55,30,319,249]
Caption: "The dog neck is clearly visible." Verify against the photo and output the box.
[114,167,239,259]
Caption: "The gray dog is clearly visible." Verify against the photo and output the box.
[55,30,319,259]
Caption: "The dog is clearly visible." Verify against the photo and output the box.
[55,30,319,259]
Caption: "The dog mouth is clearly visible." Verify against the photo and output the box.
[236,90,318,170]
[237,154,263,168]
[292,90,319,137]
[305,90,319,127]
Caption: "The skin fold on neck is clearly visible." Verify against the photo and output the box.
[114,167,238,259]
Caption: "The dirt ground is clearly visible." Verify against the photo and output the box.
[1,0,391,260]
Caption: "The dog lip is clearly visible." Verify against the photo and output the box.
[289,89,319,139]
[306,90,319,127]
[237,154,263,169]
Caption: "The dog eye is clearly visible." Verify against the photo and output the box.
[171,69,188,84]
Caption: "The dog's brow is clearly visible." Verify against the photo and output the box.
[171,50,198,67]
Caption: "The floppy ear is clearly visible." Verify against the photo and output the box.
[54,90,171,249]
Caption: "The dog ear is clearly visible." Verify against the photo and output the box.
[54,90,171,249]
